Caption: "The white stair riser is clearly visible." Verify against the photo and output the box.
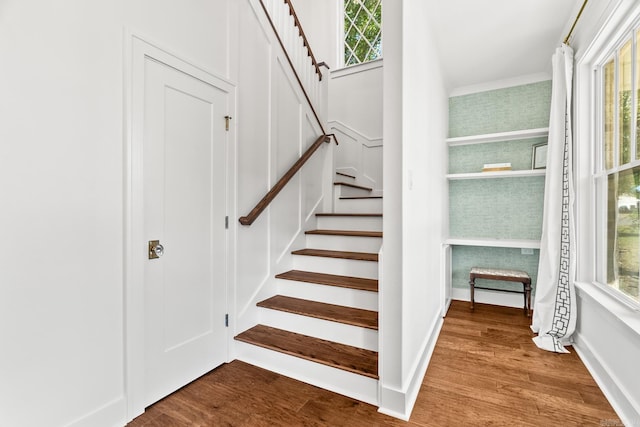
[259,308,378,351]
[335,185,372,198]
[276,279,378,310]
[305,234,382,253]
[235,341,379,405]
[316,216,383,232]
[335,198,382,213]
[293,255,378,279]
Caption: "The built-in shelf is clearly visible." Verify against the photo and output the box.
[445,238,541,249]
[446,169,546,180]
[446,127,549,146]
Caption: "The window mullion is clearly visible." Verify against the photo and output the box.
[615,53,620,168]
[631,44,637,161]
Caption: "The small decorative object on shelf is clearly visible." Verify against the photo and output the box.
[482,162,512,172]
[532,143,547,169]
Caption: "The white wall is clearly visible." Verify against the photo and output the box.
[329,62,383,137]
[0,1,232,426]
[289,0,339,69]
[401,0,449,387]
[380,0,449,419]
[295,0,384,190]
[233,0,329,338]
[572,0,640,424]
[329,62,384,191]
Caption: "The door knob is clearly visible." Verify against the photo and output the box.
[148,240,164,259]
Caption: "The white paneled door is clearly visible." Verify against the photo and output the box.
[142,57,228,406]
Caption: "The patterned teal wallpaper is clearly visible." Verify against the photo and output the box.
[452,246,539,296]
[449,137,547,173]
[448,80,551,292]
[449,80,552,138]
[449,176,545,240]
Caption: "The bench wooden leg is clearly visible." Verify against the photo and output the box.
[469,276,475,311]
[525,282,532,317]
[522,281,532,316]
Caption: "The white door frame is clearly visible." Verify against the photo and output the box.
[123,33,237,420]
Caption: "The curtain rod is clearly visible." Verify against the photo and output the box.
[564,0,589,45]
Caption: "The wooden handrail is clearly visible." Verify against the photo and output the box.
[239,135,335,226]
[283,0,323,80]
[257,0,326,134]
[240,1,338,226]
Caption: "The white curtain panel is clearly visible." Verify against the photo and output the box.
[531,44,576,353]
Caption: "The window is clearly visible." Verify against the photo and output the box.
[597,25,640,303]
[343,0,382,66]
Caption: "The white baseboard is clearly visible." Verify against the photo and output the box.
[573,332,640,426]
[66,396,126,427]
[451,286,528,310]
[378,313,444,420]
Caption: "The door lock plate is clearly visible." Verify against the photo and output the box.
[148,240,164,259]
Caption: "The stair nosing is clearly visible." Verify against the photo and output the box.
[291,248,378,262]
[275,270,378,292]
[257,295,378,330]
[339,196,383,200]
[333,182,373,191]
[305,229,382,238]
[336,171,356,179]
[234,325,378,379]
[316,213,382,217]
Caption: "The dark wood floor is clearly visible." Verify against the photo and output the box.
[128,301,620,426]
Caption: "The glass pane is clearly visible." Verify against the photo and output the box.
[604,59,615,169]
[607,167,640,302]
[596,175,608,284]
[637,30,640,158]
[619,40,632,165]
[344,0,381,66]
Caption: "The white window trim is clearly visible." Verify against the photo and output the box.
[339,0,383,69]
[575,0,640,312]
[338,0,345,69]
[595,22,640,307]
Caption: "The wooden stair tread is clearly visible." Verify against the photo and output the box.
[316,213,382,217]
[333,182,373,191]
[336,171,356,179]
[257,295,378,329]
[292,248,378,262]
[339,196,383,200]
[275,270,378,292]
[305,229,382,238]
[234,325,378,378]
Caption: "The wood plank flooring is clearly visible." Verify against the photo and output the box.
[127,300,621,426]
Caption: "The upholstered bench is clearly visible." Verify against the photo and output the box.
[469,267,532,316]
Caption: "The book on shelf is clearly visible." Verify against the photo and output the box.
[482,162,512,172]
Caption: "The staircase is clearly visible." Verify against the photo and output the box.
[234,171,382,404]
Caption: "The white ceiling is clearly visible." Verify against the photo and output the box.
[424,0,582,92]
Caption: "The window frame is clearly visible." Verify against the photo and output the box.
[593,14,640,309]
[339,0,383,68]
